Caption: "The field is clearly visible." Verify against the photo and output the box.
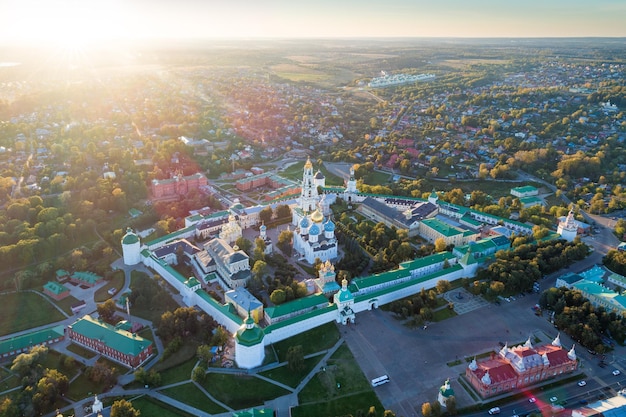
[272,322,340,362]
[199,373,290,409]
[132,396,197,417]
[161,382,227,414]
[293,344,383,417]
[0,292,65,336]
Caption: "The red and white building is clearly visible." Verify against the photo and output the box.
[66,315,153,368]
[151,172,208,201]
[466,334,578,398]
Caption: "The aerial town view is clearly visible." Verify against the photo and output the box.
[1,1,626,417]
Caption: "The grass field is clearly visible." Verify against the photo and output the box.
[158,356,197,385]
[132,395,197,417]
[161,382,227,414]
[272,322,340,362]
[363,170,392,185]
[94,270,125,302]
[294,344,383,417]
[68,372,108,401]
[66,343,98,359]
[199,373,290,409]
[54,294,82,315]
[0,292,66,336]
[259,355,322,388]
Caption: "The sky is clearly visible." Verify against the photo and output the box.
[1,0,625,47]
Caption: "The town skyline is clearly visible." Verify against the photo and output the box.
[1,0,626,49]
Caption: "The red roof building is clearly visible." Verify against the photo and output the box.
[466,334,578,398]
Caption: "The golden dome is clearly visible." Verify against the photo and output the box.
[304,157,313,169]
[310,209,323,223]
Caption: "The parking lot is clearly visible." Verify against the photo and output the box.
[341,291,583,416]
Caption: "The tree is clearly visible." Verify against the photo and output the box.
[235,237,252,254]
[259,207,273,224]
[192,362,207,382]
[197,345,213,363]
[275,204,291,219]
[277,229,293,256]
[446,396,457,415]
[11,345,48,376]
[422,402,432,417]
[33,369,69,414]
[0,398,19,417]
[436,280,451,295]
[270,288,286,305]
[252,260,267,280]
[287,345,305,372]
[111,399,141,417]
[211,326,230,348]
[97,299,117,323]
[434,238,447,253]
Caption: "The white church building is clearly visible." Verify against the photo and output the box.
[292,158,338,264]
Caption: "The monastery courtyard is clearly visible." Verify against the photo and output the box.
[340,288,588,417]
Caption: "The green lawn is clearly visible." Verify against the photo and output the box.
[259,355,322,388]
[272,322,340,362]
[160,382,227,414]
[66,343,98,359]
[294,344,382,417]
[292,392,385,417]
[68,373,108,401]
[298,344,371,403]
[199,373,290,409]
[132,395,197,417]
[94,270,125,302]
[55,294,82,315]
[158,357,197,385]
[363,170,392,185]
[0,292,66,336]
[432,307,458,321]
[153,341,198,374]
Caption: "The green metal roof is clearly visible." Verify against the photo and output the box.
[71,271,101,285]
[420,218,464,237]
[0,325,65,356]
[122,228,139,245]
[264,304,337,334]
[43,281,69,295]
[56,269,69,278]
[195,290,243,325]
[353,264,464,303]
[233,408,274,417]
[398,252,456,271]
[519,196,543,206]
[511,185,538,194]
[265,294,329,319]
[460,213,483,227]
[144,225,195,247]
[353,252,456,292]
[68,315,152,356]
[235,317,265,347]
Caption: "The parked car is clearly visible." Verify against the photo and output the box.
[578,380,587,387]
[488,407,500,415]
[613,369,621,376]
[550,396,558,403]
[528,397,536,403]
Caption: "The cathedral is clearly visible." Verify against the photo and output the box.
[292,158,338,264]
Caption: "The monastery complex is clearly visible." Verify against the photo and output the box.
[121,159,577,369]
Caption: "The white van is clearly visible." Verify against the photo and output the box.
[488,407,500,415]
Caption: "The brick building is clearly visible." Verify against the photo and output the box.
[151,172,208,201]
[66,315,153,368]
[466,335,578,398]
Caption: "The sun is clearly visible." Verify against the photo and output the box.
[5,0,131,49]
